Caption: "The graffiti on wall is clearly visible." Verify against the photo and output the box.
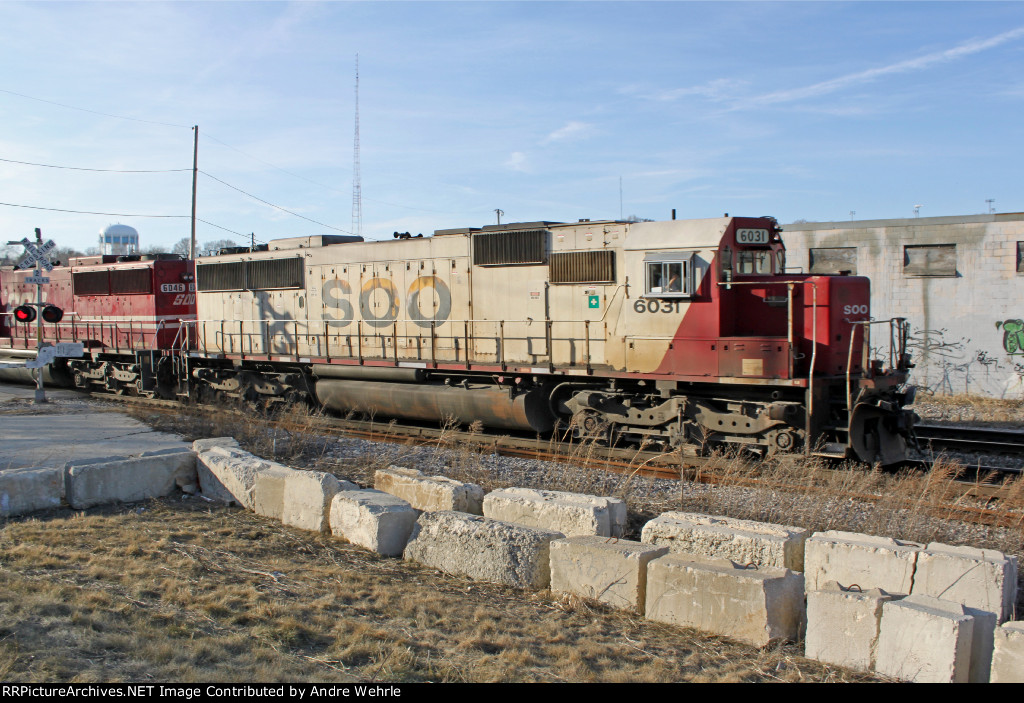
[903,326,1024,397]
[996,319,1024,355]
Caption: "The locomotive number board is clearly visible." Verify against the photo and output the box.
[736,228,769,244]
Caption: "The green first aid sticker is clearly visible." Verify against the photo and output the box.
[588,295,600,309]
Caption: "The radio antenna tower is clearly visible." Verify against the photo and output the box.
[351,54,362,238]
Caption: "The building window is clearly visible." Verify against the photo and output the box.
[809,247,857,275]
[904,244,957,277]
[1017,242,1024,274]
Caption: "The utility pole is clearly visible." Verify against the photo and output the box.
[191,125,199,259]
[352,55,362,239]
[494,209,503,225]
[986,199,995,214]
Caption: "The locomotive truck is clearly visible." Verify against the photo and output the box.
[0,215,916,464]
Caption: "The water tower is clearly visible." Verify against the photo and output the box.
[99,223,139,255]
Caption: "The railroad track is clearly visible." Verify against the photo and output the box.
[86,391,1024,531]
[915,424,1024,460]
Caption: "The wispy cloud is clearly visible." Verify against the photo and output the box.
[747,25,1024,107]
[645,78,747,103]
[541,121,595,144]
[504,151,529,172]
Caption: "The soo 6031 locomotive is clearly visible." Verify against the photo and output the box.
[0,215,917,464]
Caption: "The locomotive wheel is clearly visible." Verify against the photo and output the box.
[766,428,801,455]
[570,409,609,441]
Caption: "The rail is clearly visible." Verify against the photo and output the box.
[177,317,606,373]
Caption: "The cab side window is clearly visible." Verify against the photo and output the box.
[646,259,691,296]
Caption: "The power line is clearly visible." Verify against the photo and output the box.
[201,132,350,195]
[0,156,190,173]
[199,170,353,234]
[196,218,248,238]
[0,87,190,129]
[0,200,189,218]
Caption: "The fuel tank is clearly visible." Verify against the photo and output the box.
[0,352,73,387]
[315,379,554,433]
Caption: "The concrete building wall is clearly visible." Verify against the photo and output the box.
[782,213,1024,398]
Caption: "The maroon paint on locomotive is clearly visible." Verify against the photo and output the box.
[652,218,870,381]
[0,256,195,353]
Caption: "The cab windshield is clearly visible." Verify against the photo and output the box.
[735,249,774,275]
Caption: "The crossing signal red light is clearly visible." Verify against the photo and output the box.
[13,305,36,323]
[41,305,63,323]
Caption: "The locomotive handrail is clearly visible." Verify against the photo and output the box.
[844,317,911,418]
[185,316,604,371]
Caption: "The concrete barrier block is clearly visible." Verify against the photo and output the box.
[138,449,199,493]
[550,536,667,612]
[804,530,922,594]
[483,487,627,538]
[65,450,197,510]
[403,510,563,589]
[253,464,299,522]
[991,621,1024,683]
[192,437,241,454]
[330,489,418,556]
[644,553,805,647]
[641,512,807,571]
[374,466,483,514]
[875,595,975,682]
[0,467,62,516]
[912,543,1018,622]
[804,582,895,672]
[281,470,347,533]
[195,447,275,507]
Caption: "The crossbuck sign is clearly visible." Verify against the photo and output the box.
[16,237,56,272]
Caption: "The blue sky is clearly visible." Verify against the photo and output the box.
[0,1,1022,253]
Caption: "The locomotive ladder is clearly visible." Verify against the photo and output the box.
[168,322,192,398]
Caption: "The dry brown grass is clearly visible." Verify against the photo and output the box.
[106,399,1024,680]
[132,400,1024,557]
[0,500,868,683]
[914,392,1024,425]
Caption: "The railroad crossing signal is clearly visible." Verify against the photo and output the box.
[15,237,56,272]
[13,305,35,323]
[6,228,58,403]
[25,343,84,369]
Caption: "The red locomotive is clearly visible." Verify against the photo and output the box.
[0,253,193,393]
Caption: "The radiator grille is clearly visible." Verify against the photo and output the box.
[110,269,152,294]
[549,250,615,284]
[72,271,110,296]
[196,258,303,292]
[248,257,303,290]
[473,230,547,266]
[197,261,245,292]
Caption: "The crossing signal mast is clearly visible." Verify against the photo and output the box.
[5,228,71,403]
